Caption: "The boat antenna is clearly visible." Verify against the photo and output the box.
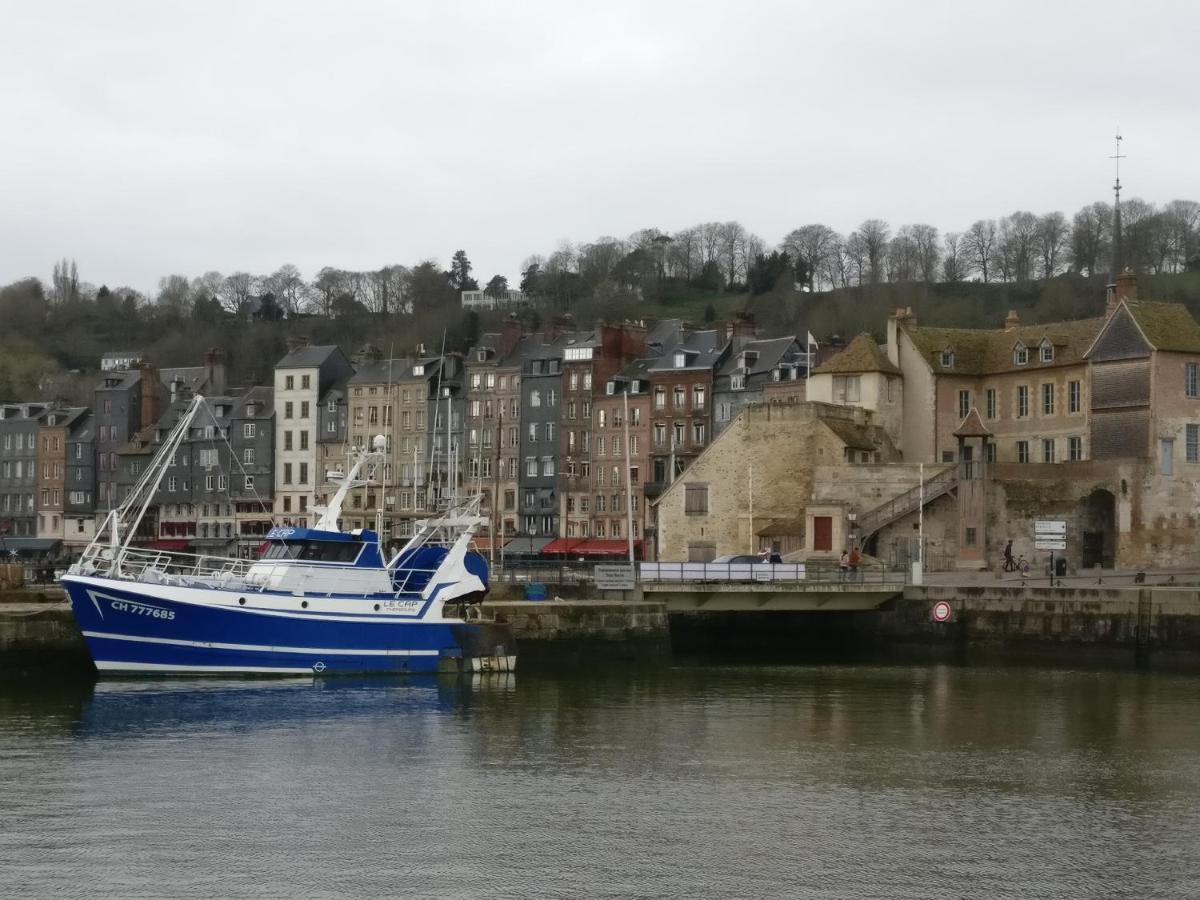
[429,330,447,509]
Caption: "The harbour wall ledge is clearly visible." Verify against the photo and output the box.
[4,583,1200,675]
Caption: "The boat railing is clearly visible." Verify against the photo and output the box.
[71,546,442,597]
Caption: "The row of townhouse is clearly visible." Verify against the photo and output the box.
[0,318,810,562]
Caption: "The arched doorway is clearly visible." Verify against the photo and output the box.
[1079,489,1116,569]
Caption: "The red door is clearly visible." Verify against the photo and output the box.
[813,516,833,552]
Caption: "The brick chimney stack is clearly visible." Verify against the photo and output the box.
[498,314,525,358]
[137,362,161,430]
[1115,267,1138,306]
[1004,310,1020,330]
[204,347,227,396]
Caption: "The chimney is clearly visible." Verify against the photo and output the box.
[1109,267,1138,312]
[285,335,310,353]
[204,347,227,396]
[137,362,161,430]
[730,315,757,350]
[547,314,575,342]
[886,307,917,367]
[498,314,524,358]
[1004,310,1020,330]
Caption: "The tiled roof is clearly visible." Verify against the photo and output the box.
[820,417,879,451]
[811,334,900,376]
[1125,301,1200,353]
[953,407,992,438]
[905,317,1105,376]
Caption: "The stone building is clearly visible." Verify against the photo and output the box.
[516,330,569,540]
[888,307,1101,466]
[273,344,354,524]
[36,406,88,546]
[229,386,275,555]
[64,412,96,549]
[654,402,898,562]
[463,320,525,544]
[806,334,903,448]
[95,364,162,514]
[646,328,726,490]
[0,403,47,546]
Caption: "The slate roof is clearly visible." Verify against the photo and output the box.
[1125,301,1200,353]
[348,359,415,385]
[811,334,900,376]
[647,328,726,373]
[904,317,1105,376]
[717,336,803,377]
[275,344,344,369]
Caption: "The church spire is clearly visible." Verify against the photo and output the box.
[1110,131,1125,276]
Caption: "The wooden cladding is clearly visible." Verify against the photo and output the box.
[1091,359,1151,410]
[1090,409,1150,459]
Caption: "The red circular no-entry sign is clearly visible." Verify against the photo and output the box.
[931,601,953,623]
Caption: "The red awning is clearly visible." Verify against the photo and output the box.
[541,538,642,557]
[149,539,191,552]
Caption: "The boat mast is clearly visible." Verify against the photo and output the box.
[117,394,206,569]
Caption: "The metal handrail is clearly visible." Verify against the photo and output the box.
[856,466,958,538]
[71,546,442,596]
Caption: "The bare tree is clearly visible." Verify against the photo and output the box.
[780,224,838,289]
[218,272,257,315]
[263,264,308,316]
[1165,199,1200,270]
[844,232,868,286]
[1068,203,1111,276]
[854,219,890,284]
[961,219,998,282]
[156,274,191,315]
[886,226,919,282]
[717,221,748,286]
[909,224,940,282]
[1037,212,1069,279]
[942,233,966,282]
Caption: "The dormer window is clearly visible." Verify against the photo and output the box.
[477,349,487,362]
[1013,343,1028,366]
[941,349,954,369]
[1040,340,1054,363]
[673,352,687,368]
[772,368,782,382]
[606,381,616,395]
[412,364,425,376]
[730,371,746,391]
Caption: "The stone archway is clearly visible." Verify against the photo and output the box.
[1079,489,1116,569]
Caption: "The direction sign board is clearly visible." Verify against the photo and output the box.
[594,564,636,591]
[1034,520,1067,535]
[1034,538,1067,551]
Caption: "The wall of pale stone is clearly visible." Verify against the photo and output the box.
[655,404,868,561]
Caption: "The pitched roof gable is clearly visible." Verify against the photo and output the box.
[811,334,900,376]
[905,317,1104,376]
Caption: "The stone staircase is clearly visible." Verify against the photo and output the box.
[856,465,958,541]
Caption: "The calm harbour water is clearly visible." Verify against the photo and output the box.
[2,661,1200,899]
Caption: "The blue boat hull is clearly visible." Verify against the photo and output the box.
[63,577,515,676]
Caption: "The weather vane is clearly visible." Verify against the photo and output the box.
[1110,131,1126,202]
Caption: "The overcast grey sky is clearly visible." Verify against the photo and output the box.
[2,0,1197,294]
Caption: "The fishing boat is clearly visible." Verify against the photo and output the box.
[62,395,516,676]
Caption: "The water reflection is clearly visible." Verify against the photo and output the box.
[2,663,1200,899]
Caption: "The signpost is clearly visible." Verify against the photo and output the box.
[1034,520,1067,583]
[594,564,636,592]
[1034,520,1066,551]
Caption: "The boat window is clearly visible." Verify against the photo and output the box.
[297,542,362,563]
[262,541,361,563]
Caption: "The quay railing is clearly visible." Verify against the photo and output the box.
[638,561,908,587]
